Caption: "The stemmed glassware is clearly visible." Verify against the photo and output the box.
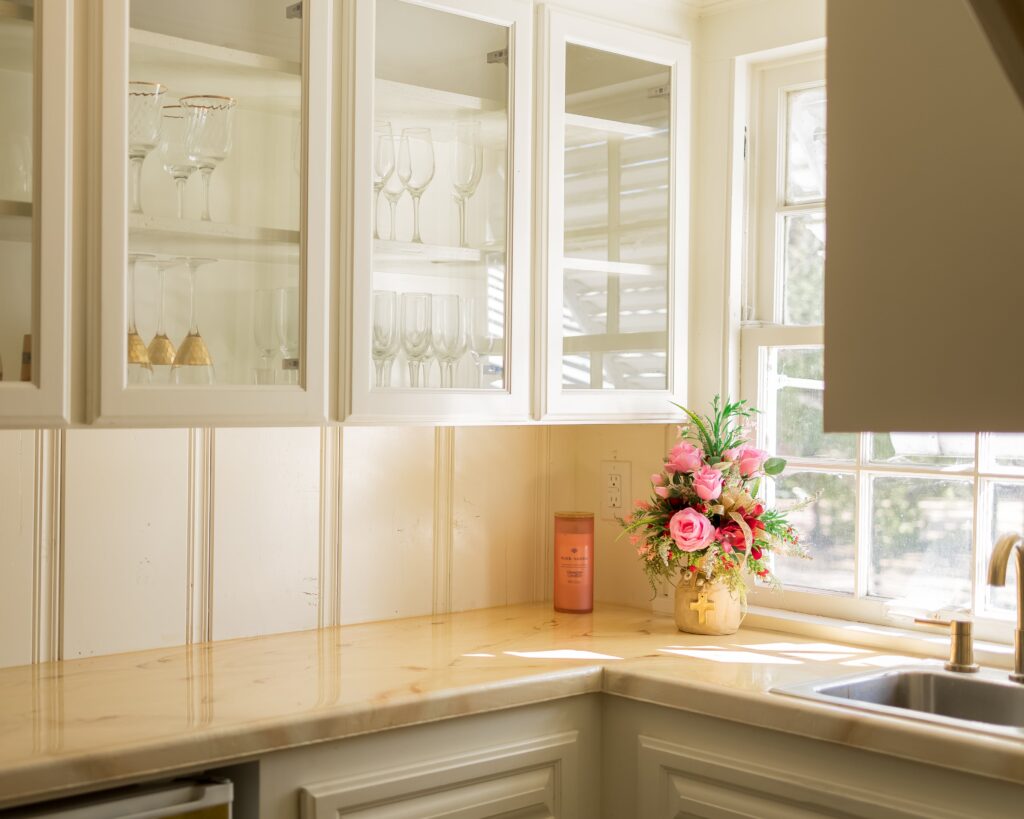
[465,297,496,388]
[181,95,236,222]
[275,287,300,385]
[171,257,218,385]
[253,289,277,385]
[127,81,166,214]
[431,294,468,388]
[372,120,395,241]
[400,292,432,387]
[147,256,185,382]
[372,290,401,388]
[158,105,198,219]
[397,127,434,243]
[451,122,483,248]
[126,252,156,385]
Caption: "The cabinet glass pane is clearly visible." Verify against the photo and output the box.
[562,45,670,390]
[126,0,302,387]
[371,0,509,391]
[0,1,34,385]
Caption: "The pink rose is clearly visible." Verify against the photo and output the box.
[668,508,715,552]
[654,486,670,499]
[722,447,740,462]
[651,473,664,486]
[666,442,703,474]
[736,445,768,478]
[692,465,723,501]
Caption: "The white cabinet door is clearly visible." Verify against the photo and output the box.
[90,0,330,425]
[343,0,532,424]
[0,0,72,427]
[537,8,691,422]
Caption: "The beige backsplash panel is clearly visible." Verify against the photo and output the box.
[0,431,34,668]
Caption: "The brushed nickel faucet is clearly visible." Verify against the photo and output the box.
[987,532,1024,683]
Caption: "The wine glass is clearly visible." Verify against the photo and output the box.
[431,294,467,388]
[381,157,404,241]
[158,105,197,219]
[127,81,166,214]
[397,127,434,243]
[171,257,218,386]
[147,256,185,382]
[275,286,300,385]
[372,290,401,388]
[400,292,431,387]
[465,297,497,388]
[181,95,236,222]
[127,252,156,385]
[253,289,277,385]
[373,120,395,241]
[451,122,483,248]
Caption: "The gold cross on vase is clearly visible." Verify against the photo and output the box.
[689,591,715,625]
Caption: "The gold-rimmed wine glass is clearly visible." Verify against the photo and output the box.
[147,256,185,382]
[158,105,198,219]
[128,81,166,214]
[127,252,156,385]
[181,95,236,222]
[172,257,218,386]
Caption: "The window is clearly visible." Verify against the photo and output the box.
[740,55,1019,641]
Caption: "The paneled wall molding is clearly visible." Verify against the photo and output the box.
[433,427,455,616]
[186,428,215,645]
[318,425,343,628]
[32,429,64,664]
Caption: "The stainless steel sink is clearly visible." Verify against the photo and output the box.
[774,666,1024,740]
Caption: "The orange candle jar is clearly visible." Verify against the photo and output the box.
[553,512,594,613]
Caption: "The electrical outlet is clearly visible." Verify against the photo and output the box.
[600,460,631,520]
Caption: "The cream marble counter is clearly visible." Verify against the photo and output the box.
[0,603,1021,808]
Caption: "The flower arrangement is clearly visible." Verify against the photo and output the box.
[620,397,809,602]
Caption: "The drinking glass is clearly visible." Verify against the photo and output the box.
[127,252,156,385]
[147,256,185,382]
[373,121,395,241]
[465,297,496,388]
[158,106,197,219]
[400,292,431,387]
[127,81,166,214]
[171,257,218,386]
[431,294,467,388]
[397,127,434,243]
[451,122,483,247]
[275,287,300,385]
[181,95,236,222]
[372,290,401,388]
[253,289,277,385]
[382,166,404,241]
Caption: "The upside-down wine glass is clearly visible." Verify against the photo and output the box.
[181,95,236,222]
[275,286,300,385]
[465,297,496,388]
[147,256,185,383]
[373,120,395,241]
[253,289,277,385]
[400,292,431,387]
[397,127,434,243]
[127,81,166,214]
[431,294,467,388]
[171,257,218,385]
[158,105,198,219]
[451,122,483,248]
[126,252,156,385]
[372,290,401,388]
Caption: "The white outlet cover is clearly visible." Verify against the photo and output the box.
[600,460,632,520]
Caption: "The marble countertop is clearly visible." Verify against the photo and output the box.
[0,603,1021,807]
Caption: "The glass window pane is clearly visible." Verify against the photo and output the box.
[988,434,1024,471]
[785,85,825,204]
[868,476,973,608]
[781,211,824,326]
[0,1,33,384]
[869,433,974,469]
[774,471,856,594]
[983,480,1022,615]
[766,347,857,460]
[561,44,670,390]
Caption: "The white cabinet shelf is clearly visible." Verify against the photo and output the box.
[0,199,30,243]
[128,214,299,264]
[565,112,663,144]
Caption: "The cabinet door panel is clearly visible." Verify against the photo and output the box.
[539,9,690,421]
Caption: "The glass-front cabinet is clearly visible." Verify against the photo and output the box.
[93,0,329,424]
[0,0,71,426]
[345,0,531,423]
[539,8,690,421]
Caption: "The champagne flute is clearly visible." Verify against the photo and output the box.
[400,292,431,387]
[253,288,277,385]
[181,95,236,222]
[372,290,401,388]
[275,286,300,385]
[373,120,395,241]
[127,252,156,385]
[465,297,496,388]
[397,127,434,243]
[127,81,166,214]
[451,122,483,248]
[431,294,467,388]
[147,256,185,382]
[158,105,198,219]
[171,257,218,386]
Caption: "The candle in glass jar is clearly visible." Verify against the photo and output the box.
[553,512,594,613]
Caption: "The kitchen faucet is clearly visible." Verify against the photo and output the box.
[987,532,1024,683]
